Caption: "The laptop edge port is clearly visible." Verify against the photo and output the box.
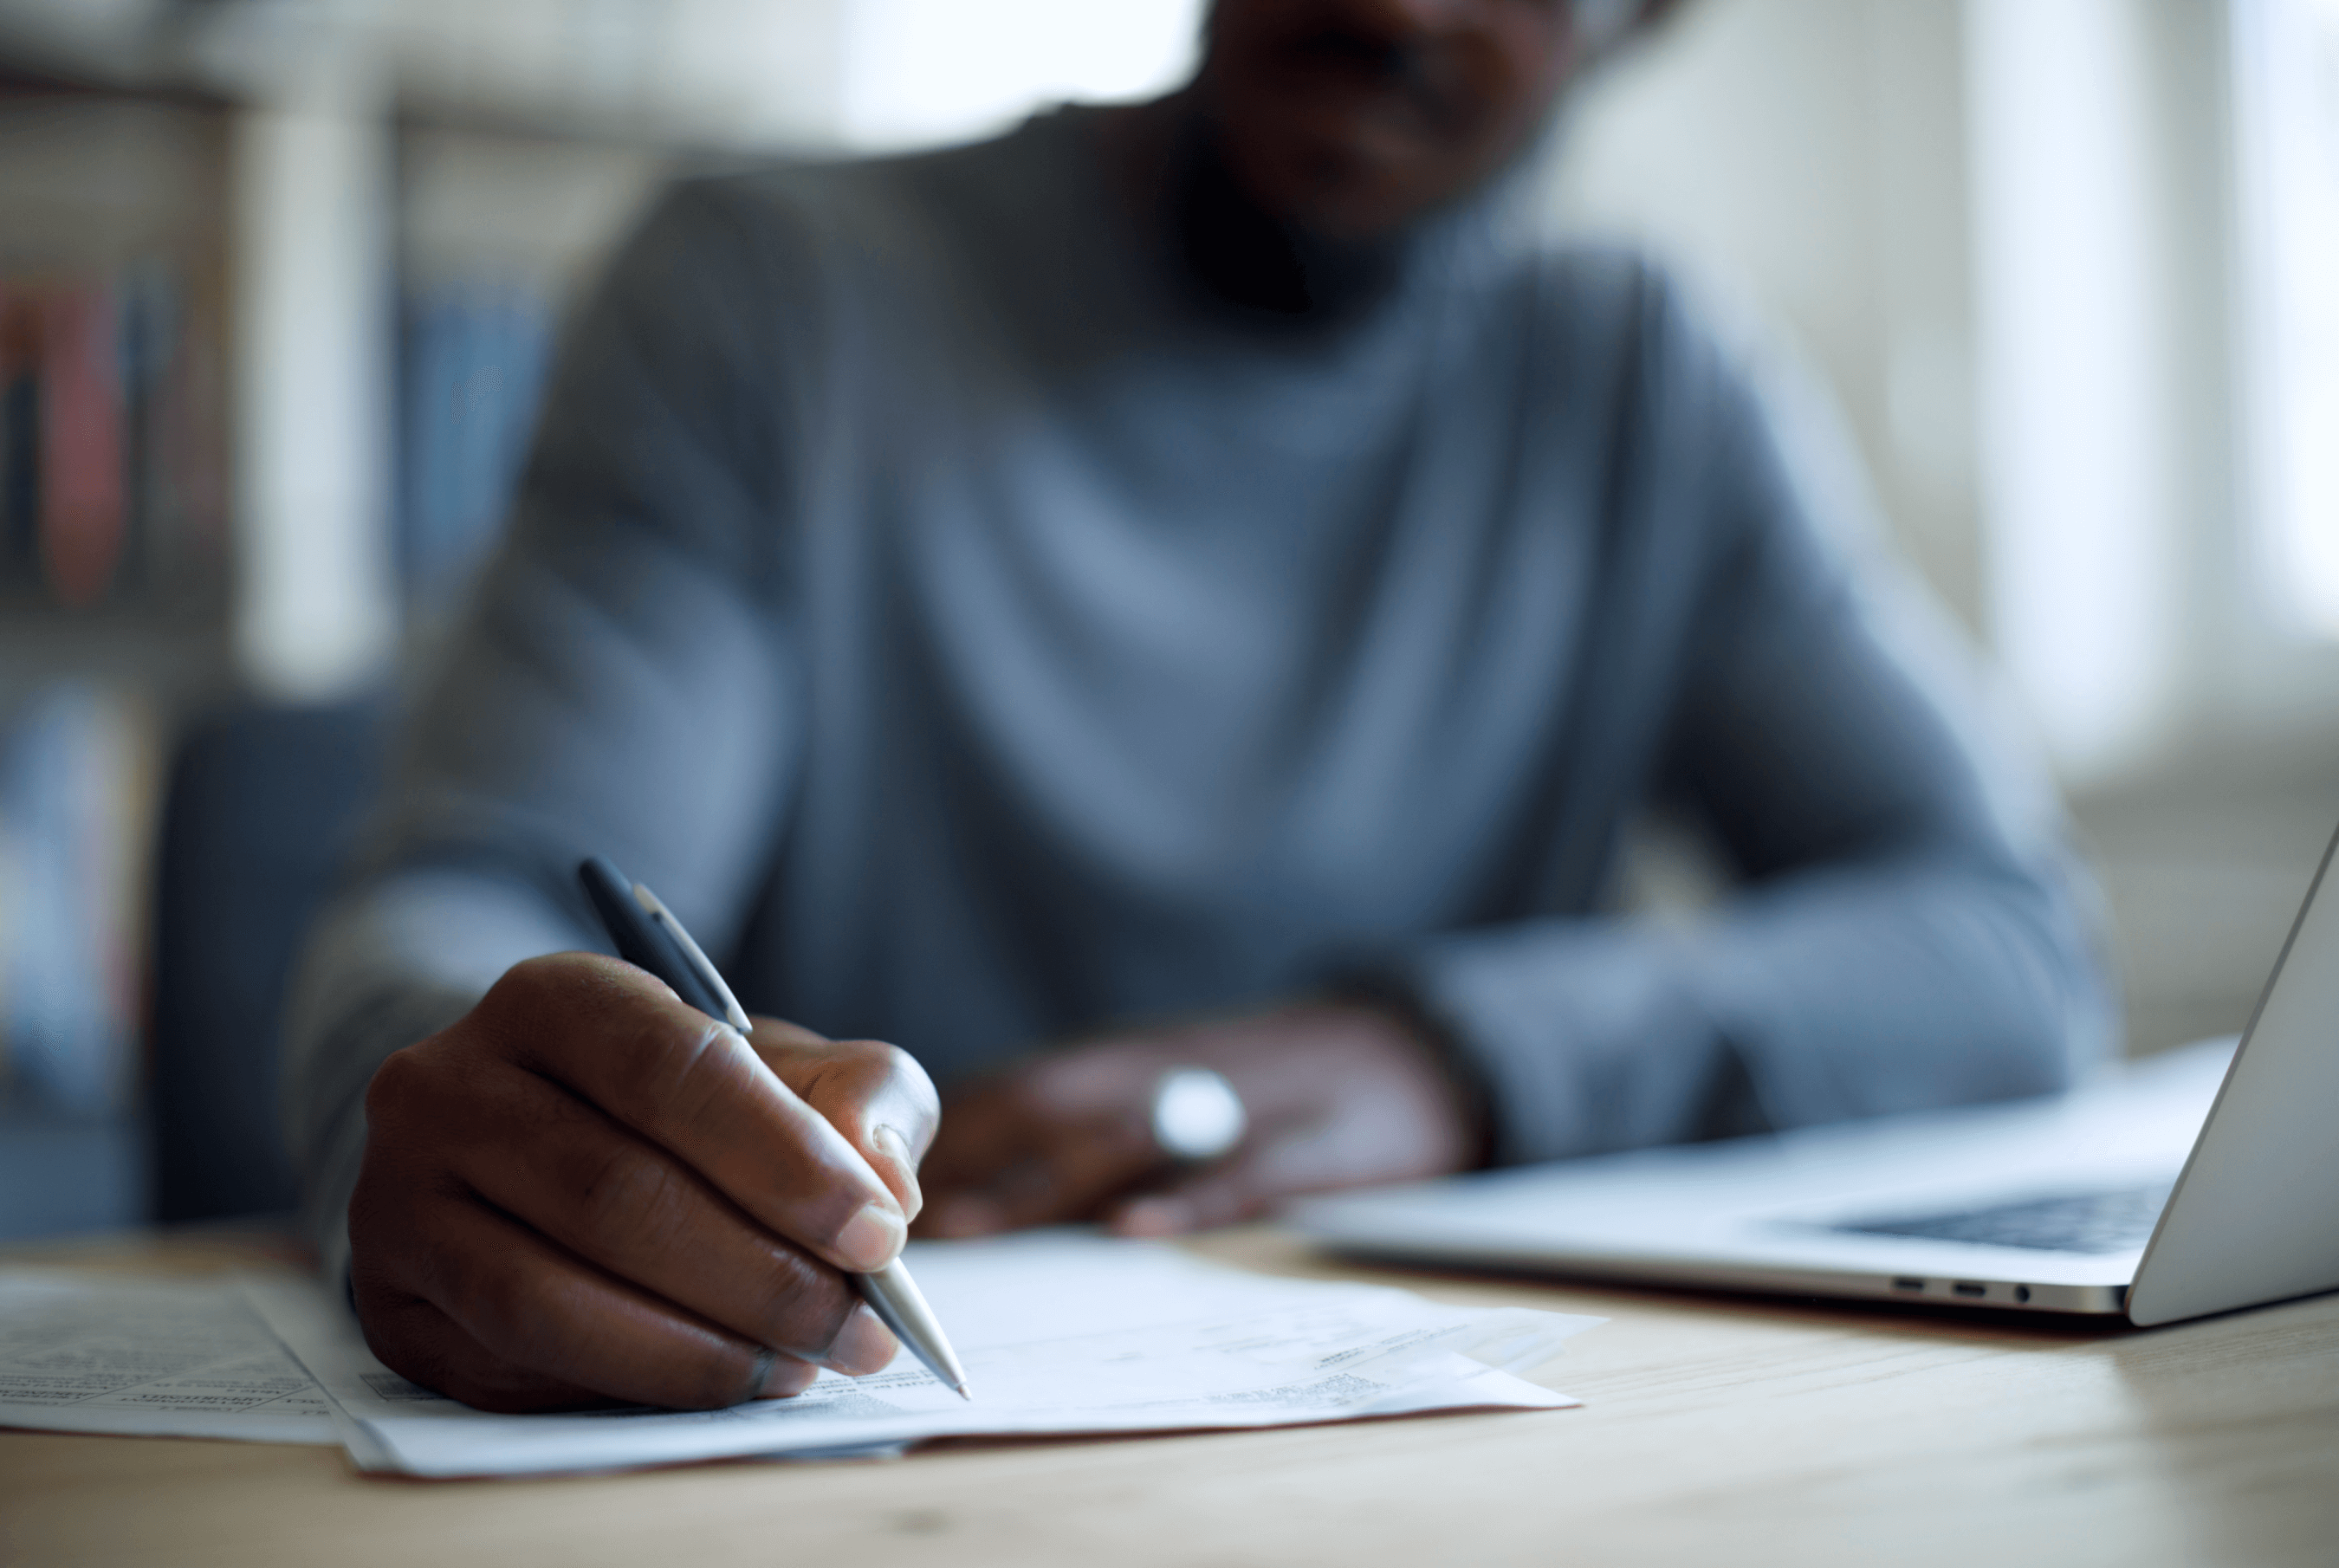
[1952,1280,1989,1298]
[1891,1277,1926,1292]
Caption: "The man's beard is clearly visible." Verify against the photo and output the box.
[1168,111,1408,325]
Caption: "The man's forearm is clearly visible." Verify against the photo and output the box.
[1385,855,2110,1167]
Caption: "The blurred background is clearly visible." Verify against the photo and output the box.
[0,0,2333,1241]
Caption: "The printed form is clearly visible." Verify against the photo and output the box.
[0,1270,338,1444]
[248,1233,1602,1477]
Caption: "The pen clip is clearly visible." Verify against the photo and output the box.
[632,883,755,1037]
[577,856,735,1027]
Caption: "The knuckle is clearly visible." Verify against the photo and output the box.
[807,1038,941,1125]
[654,1021,756,1124]
[599,1023,707,1128]
[874,1041,941,1111]
[683,1353,759,1411]
[396,1332,566,1415]
[480,951,619,1043]
[754,1247,856,1355]
[363,1043,421,1111]
[576,1144,696,1262]
[482,954,563,1020]
[463,1253,557,1370]
[504,948,597,993]
[362,1044,442,1136]
[347,1163,470,1293]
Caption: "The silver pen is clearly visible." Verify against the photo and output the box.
[581,859,972,1400]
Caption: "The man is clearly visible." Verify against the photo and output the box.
[285,0,2109,1414]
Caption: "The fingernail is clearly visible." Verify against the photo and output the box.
[834,1202,906,1271]
[826,1306,898,1376]
[871,1124,923,1218]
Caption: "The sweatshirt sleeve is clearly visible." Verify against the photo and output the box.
[1384,282,2115,1167]
[279,182,811,1281]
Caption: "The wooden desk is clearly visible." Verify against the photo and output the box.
[5,1227,2336,1568]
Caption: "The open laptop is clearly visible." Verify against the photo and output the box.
[1296,823,2339,1326]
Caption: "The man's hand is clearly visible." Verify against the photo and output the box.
[349,952,940,1414]
[915,1001,1481,1239]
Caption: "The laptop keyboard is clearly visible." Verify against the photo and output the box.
[1825,1182,2174,1254]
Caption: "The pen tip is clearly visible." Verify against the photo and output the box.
[954,1382,973,1402]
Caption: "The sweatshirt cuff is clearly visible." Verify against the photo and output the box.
[1346,917,1755,1167]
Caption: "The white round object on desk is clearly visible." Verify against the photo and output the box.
[1150,1067,1247,1163]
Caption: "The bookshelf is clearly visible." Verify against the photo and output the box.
[392,118,671,634]
[1,79,232,1243]
[0,86,234,690]
[0,3,838,1240]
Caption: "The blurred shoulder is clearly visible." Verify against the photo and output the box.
[1482,238,1758,395]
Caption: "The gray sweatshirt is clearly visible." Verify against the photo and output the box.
[283,108,2110,1278]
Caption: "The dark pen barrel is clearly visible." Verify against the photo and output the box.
[578,856,731,1021]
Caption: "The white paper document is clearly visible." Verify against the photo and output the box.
[0,1269,338,1444]
[248,1234,1601,1478]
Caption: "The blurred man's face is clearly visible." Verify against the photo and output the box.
[1199,0,1612,238]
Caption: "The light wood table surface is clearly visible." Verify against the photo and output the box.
[4,1224,2336,1568]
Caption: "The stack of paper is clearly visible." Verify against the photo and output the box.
[3,1234,1600,1478]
